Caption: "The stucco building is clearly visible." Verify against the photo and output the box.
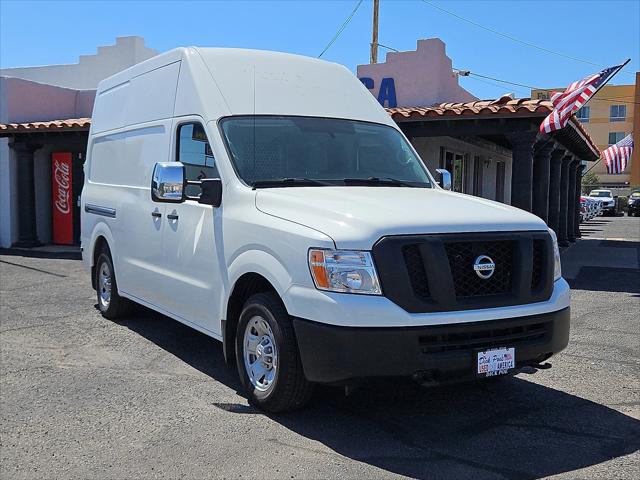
[358,39,599,246]
[0,37,158,248]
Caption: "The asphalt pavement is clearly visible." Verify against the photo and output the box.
[1,215,638,479]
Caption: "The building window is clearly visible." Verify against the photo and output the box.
[444,150,466,193]
[608,132,625,145]
[575,106,590,123]
[177,122,218,197]
[610,104,626,122]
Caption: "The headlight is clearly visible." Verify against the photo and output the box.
[308,249,382,295]
[548,228,562,281]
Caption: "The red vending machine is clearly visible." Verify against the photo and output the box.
[51,152,82,245]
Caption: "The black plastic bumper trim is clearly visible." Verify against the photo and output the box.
[293,307,570,384]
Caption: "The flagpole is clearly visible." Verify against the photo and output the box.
[586,58,631,105]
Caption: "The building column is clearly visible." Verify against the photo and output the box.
[567,159,579,242]
[532,140,555,223]
[547,147,565,236]
[12,143,42,247]
[574,163,586,238]
[558,154,573,247]
[508,131,538,212]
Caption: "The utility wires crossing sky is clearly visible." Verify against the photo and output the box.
[420,0,635,79]
[318,0,364,58]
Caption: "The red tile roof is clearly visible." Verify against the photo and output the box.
[386,96,599,156]
[0,118,91,133]
[0,98,598,156]
[386,97,553,120]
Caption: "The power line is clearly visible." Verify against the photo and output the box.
[421,0,635,78]
[455,69,640,105]
[318,0,364,58]
[377,43,400,52]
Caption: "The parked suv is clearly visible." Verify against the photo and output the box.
[588,189,618,216]
[81,48,570,412]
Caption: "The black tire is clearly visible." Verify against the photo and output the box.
[235,292,313,412]
[95,247,133,319]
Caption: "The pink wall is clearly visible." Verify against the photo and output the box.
[0,77,95,124]
[357,38,477,108]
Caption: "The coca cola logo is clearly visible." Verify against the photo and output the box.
[53,159,71,215]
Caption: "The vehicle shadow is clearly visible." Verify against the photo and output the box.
[567,265,640,295]
[114,307,640,480]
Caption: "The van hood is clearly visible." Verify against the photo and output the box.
[255,187,547,249]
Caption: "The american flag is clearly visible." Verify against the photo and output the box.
[602,134,633,174]
[540,64,622,134]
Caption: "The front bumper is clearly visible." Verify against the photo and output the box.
[293,307,570,384]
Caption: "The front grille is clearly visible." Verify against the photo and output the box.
[419,321,550,354]
[402,245,430,298]
[531,240,545,290]
[444,240,513,297]
[372,231,554,313]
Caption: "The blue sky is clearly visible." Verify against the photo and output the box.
[1,0,638,99]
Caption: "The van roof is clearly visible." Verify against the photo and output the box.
[95,47,393,126]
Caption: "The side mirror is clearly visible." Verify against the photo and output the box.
[199,178,222,207]
[151,162,185,203]
[435,168,452,191]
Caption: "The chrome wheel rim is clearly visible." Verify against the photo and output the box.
[98,261,112,309]
[243,315,278,393]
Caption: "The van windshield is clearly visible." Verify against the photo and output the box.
[220,116,432,188]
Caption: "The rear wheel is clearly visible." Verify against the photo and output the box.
[235,292,313,412]
[95,248,133,319]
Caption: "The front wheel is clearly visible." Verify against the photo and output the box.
[95,248,133,319]
[235,292,313,412]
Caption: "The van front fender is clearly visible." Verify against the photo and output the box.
[225,249,294,313]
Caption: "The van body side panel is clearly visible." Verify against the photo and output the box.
[125,62,181,126]
[85,60,181,308]
[90,82,129,134]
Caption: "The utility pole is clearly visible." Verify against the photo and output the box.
[370,0,379,64]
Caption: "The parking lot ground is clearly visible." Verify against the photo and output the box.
[1,215,639,479]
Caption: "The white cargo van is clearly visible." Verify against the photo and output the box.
[82,48,570,412]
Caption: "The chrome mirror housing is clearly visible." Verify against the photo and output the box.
[151,162,185,203]
[435,168,452,191]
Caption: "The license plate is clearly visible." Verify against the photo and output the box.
[477,347,515,377]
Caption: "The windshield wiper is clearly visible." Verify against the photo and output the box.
[252,177,333,189]
[342,177,422,187]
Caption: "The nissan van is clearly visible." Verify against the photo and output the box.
[81,48,570,412]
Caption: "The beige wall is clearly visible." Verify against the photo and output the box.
[532,82,636,188]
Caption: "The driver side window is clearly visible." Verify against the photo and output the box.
[177,122,219,197]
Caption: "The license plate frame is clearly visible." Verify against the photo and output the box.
[477,347,515,378]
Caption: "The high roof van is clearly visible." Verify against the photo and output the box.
[82,48,570,412]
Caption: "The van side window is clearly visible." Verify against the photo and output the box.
[177,123,218,197]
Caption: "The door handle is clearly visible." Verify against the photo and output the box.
[151,211,162,218]
[167,213,179,220]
